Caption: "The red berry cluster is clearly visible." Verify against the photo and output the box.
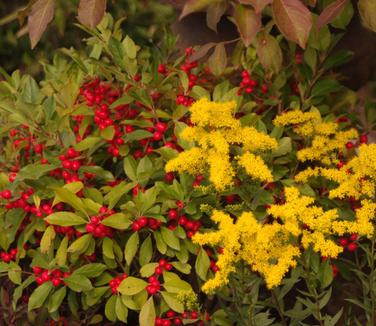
[109,273,127,294]
[155,310,201,326]
[85,207,116,238]
[338,233,358,252]
[237,70,269,96]
[0,248,18,263]
[33,266,70,287]
[167,208,202,239]
[146,275,161,295]
[131,216,162,232]
[154,259,173,275]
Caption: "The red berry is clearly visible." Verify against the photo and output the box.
[168,209,178,220]
[350,233,358,241]
[338,237,348,247]
[155,266,163,275]
[347,242,358,252]
[360,134,368,144]
[34,143,43,154]
[345,142,354,149]
[52,278,62,287]
[1,190,12,199]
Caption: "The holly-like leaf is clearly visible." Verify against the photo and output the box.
[101,213,131,230]
[272,0,313,48]
[233,4,261,47]
[27,0,55,49]
[77,0,107,29]
[317,0,348,29]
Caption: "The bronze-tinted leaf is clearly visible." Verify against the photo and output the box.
[180,0,220,20]
[239,0,272,13]
[233,4,261,46]
[272,0,312,48]
[317,0,348,29]
[27,0,55,49]
[77,0,107,29]
[208,43,227,76]
[206,2,227,32]
[358,0,376,32]
[256,34,283,73]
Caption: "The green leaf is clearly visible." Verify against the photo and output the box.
[67,234,92,253]
[100,125,115,140]
[139,296,155,326]
[108,37,126,70]
[140,263,159,277]
[28,281,53,311]
[161,291,184,313]
[101,213,131,230]
[163,277,192,293]
[105,295,117,322]
[103,238,114,259]
[56,236,68,266]
[15,164,56,182]
[139,236,153,266]
[54,188,88,215]
[105,181,135,209]
[171,262,191,274]
[64,274,93,292]
[116,296,129,322]
[45,212,87,226]
[75,136,102,151]
[125,232,139,266]
[195,248,210,280]
[118,277,148,296]
[74,263,107,277]
[123,36,137,59]
[40,225,56,253]
[272,137,292,157]
[48,286,66,313]
[123,156,138,181]
[319,260,333,288]
[161,227,180,250]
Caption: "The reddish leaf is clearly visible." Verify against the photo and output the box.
[272,0,312,48]
[206,2,227,32]
[233,5,261,46]
[77,0,107,29]
[358,0,376,32]
[188,42,217,62]
[27,0,55,49]
[180,0,220,20]
[317,0,348,29]
[239,0,272,14]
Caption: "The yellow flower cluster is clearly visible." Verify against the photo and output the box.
[194,185,376,292]
[192,210,300,292]
[295,144,376,200]
[166,98,277,191]
[273,109,358,165]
